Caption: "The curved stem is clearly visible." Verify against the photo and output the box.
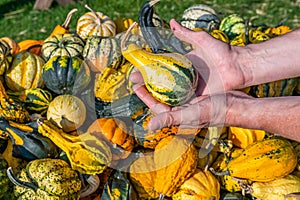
[84,4,101,24]
[7,167,38,191]
[209,167,230,176]
[121,22,138,51]
[61,8,78,28]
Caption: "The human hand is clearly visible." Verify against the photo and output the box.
[169,19,246,95]
[130,82,248,131]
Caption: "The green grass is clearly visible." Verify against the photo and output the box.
[0,0,300,42]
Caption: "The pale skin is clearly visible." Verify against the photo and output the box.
[130,19,300,142]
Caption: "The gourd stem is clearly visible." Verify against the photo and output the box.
[159,193,165,200]
[149,0,160,7]
[7,167,38,191]
[209,167,230,176]
[61,8,78,28]
[84,4,101,24]
[120,22,137,51]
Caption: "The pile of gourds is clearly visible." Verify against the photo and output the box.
[0,0,299,199]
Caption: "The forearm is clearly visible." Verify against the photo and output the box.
[226,94,300,142]
[234,28,300,88]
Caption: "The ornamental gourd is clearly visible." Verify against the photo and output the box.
[228,126,266,149]
[7,158,82,200]
[42,56,91,95]
[129,135,198,199]
[0,81,30,123]
[0,155,9,199]
[0,41,12,76]
[121,22,198,106]
[248,174,300,200]
[37,118,112,175]
[180,4,220,31]
[47,94,86,132]
[172,169,220,200]
[0,119,60,161]
[93,62,132,102]
[87,118,136,160]
[83,36,126,73]
[0,37,20,55]
[219,14,246,41]
[41,33,85,61]
[211,137,297,182]
[5,51,45,91]
[76,4,116,40]
[7,87,53,116]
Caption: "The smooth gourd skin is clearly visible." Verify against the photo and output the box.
[122,42,198,106]
[225,137,297,182]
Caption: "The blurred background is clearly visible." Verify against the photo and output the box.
[0,0,300,42]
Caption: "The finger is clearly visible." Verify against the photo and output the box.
[148,104,204,130]
[170,19,206,46]
[129,71,144,83]
[132,84,171,114]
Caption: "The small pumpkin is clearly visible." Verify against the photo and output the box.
[5,51,45,91]
[76,4,116,40]
[219,14,246,41]
[17,39,44,56]
[0,37,20,56]
[42,56,91,95]
[47,94,86,132]
[41,33,85,61]
[129,135,198,199]
[7,87,53,116]
[83,36,126,73]
[7,158,82,200]
[114,17,136,34]
[87,117,136,160]
[228,126,266,149]
[0,41,13,76]
[172,169,220,200]
[180,4,220,31]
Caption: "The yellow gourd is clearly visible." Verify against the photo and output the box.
[121,22,198,106]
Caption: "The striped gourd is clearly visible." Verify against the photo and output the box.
[121,23,198,106]
[180,4,220,31]
[219,14,246,40]
[76,4,116,40]
[5,51,45,91]
[41,33,85,61]
[8,88,53,116]
[83,36,126,73]
[249,78,298,97]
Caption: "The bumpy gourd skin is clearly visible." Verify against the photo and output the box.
[0,81,30,123]
[10,158,82,200]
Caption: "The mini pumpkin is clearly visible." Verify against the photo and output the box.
[172,169,220,200]
[83,36,125,73]
[41,33,85,61]
[42,56,91,95]
[76,4,116,40]
[5,51,45,91]
[47,94,86,132]
[180,4,220,31]
[87,118,135,160]
[7,158,82,200]
[129,135,198,199]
